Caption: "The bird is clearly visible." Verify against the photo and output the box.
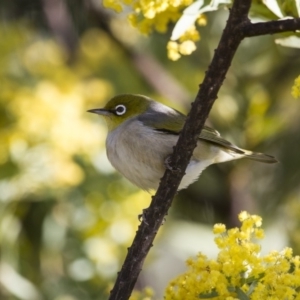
[87,94,277,191]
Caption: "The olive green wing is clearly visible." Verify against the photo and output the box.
[139,108,277,163]
[199,128,244,154]
[139,107,186,134]
[139,108,232,146]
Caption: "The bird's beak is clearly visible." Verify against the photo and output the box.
[87,108,111,116]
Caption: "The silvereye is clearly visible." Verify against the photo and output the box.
[88,94,277,191]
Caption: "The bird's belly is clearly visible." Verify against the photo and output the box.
[106,124,174,191]
[109,150,164,191]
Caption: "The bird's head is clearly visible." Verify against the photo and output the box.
[88,94,152,131]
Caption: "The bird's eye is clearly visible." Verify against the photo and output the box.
[115,104,126,116]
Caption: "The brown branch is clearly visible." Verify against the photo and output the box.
[244,17,300,37]
[108,1,252,299]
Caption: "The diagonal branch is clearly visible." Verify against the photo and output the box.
[108,1,252,299]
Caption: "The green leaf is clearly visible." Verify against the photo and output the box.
[199,286,237,298]
[244,272,265,284]
[289,262,296,273]
[280,0,300,17]
[236,287,250,300]
[227,286,236,292]
[199,289,219,298]
[247,280,259,296]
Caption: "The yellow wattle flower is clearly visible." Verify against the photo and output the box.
[164,212,300,300]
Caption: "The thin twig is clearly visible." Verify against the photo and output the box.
[244,18,300,37]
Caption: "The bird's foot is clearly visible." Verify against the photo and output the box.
[138,208,149,225]
[164,156,181,173]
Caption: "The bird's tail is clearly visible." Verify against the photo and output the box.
[241,149,278,164]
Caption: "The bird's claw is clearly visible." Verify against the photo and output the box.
[164,156,181,173]
[138,209,149,225]
[138,209,167,226]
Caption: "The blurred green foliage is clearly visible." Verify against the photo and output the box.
[0,1,300,300]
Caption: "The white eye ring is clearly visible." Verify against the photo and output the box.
[115,104,126,116]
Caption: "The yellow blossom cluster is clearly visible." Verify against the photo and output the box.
[167,23,203,60]
[103,0,193,34]
[167,15,207,60]
[102,0,206,60]
[291,75,300,99]
[164,211,300,300]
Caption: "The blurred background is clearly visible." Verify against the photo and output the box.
[0,1,300,299]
